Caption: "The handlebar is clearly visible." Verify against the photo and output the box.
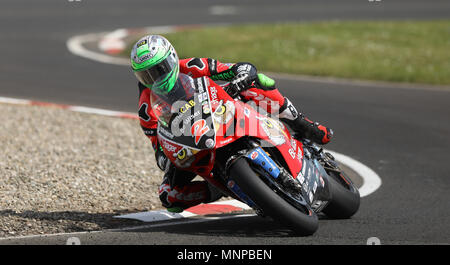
[222,82,242,101]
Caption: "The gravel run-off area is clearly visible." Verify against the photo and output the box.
[0,103,166,238]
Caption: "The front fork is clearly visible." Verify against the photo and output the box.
[224,144,309,211]
[225,141,333,213]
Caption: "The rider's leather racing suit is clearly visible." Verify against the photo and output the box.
[138,57,333,211]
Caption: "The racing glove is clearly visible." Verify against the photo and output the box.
[227,63,258,98]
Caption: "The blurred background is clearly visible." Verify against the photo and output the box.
[1,0,449,110]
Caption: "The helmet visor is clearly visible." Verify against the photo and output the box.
[134,52,178,87]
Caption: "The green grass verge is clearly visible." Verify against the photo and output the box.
[125,20,450,85]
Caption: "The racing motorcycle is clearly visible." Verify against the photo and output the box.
[151,73,360,235]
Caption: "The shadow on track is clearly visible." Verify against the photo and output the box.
[0,210,336,238]
[125,213,333,238]
[0,209,144,232]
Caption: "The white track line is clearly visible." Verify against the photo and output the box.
[98,29,128,54]
[327,150,382,197]
[68,106,134,117]
[118,213,257,231]
[66,25,178,66]
[114,199,252,222]
[211,199,252,209]
[67,33,130,65]
[0,96,31,105]
[115,209,196,222]
[0,96,136,119]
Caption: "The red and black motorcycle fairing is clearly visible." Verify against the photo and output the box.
[152,73,332,211]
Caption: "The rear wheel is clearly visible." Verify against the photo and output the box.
[229,157,318,236]
[322,168,360,219]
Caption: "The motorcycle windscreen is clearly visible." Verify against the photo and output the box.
[151,74,216,150]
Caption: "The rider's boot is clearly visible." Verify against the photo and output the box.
[277,98,334,145]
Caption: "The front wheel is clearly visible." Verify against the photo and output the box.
[229,157,318,236]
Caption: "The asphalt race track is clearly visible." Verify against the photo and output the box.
[1,0,450,244]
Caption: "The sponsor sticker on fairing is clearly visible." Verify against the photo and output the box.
[227,180,257,208]
[179,100,196,114]
[220,137,233,145]
[190,119,210,145]
[256,116,286,146]
[290,138,297,149]
[205,138,215,149]
[203,105,211,114]
[246,147,281,179]
[309,192,314,203]
[209,86,219,105]
[158,126,175,139]
[288,148,296,159]
[297,172,305,184]
[197,92,207,103]
[319,175,325,187]
[197,78,204,93]
[161,139,178,153]
[297,146,303,162]
[303,180,309,193]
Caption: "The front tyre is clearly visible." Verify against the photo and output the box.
[229,157,318,236]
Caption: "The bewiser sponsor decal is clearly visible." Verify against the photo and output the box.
[209,86,219,105]
[297,145,303,162]
[250,151,259,160]
[190,119,210,145]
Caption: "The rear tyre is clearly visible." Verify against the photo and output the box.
[322,170,360,219]
[229,157,318,236]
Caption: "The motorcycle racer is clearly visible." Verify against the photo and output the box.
[131,35,333,212]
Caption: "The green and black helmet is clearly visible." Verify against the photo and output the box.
[131,35,179,94]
